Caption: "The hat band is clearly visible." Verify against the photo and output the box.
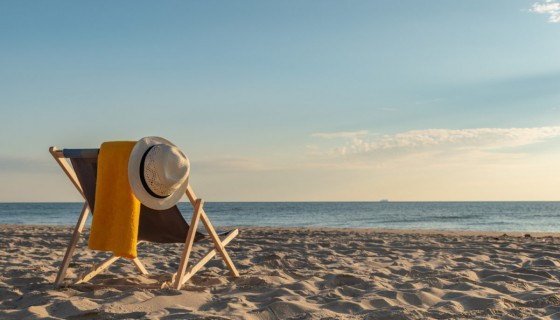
[139,146,168,199]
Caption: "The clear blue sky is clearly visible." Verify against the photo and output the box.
[1,0,560,201]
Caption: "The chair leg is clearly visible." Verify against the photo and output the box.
[199,211,240,277]
[179,229,239,286]
[185,185,239,277]
[54,203,90,289]
[75,255,120,285]
[72,254,149,285]
[173,199,204,289]
[132,258,149,275]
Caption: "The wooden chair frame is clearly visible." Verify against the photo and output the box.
[49,146,239,290]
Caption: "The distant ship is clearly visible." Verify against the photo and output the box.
[380,199,389,203]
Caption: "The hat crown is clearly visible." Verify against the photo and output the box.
[143,144,189,197]
[129,136,191,210]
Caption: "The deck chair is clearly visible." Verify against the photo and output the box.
[49,146,240,290]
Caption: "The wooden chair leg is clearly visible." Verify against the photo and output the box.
[179,229,239,286]
[51,146,92,288]
[132,258,149,275]
[73,253,148,285]
[75,255,120,285]
[173,199,204,289]
[54,203,90,289]
[199,211,240,277]
[185,185,240,278]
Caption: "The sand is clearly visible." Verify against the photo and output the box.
[2,225,560,319]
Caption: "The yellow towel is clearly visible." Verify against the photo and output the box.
[88,141,141,259]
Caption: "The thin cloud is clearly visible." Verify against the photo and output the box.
[313,127,560,156]
[531,0,560,23]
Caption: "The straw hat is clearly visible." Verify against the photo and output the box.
[128,136,190,210]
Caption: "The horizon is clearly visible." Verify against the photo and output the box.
[1,1,560,202]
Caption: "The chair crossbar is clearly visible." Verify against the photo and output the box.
[62,148,99,159]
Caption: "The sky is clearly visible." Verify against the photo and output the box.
[1,0,560,202]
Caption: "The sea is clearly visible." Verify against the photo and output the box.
[1,202,560,232]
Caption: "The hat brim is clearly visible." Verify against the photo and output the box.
[128,136,190,210]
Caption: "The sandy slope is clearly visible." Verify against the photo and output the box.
[1,225,560,319]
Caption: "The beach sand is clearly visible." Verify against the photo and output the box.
[2,225,560,319]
